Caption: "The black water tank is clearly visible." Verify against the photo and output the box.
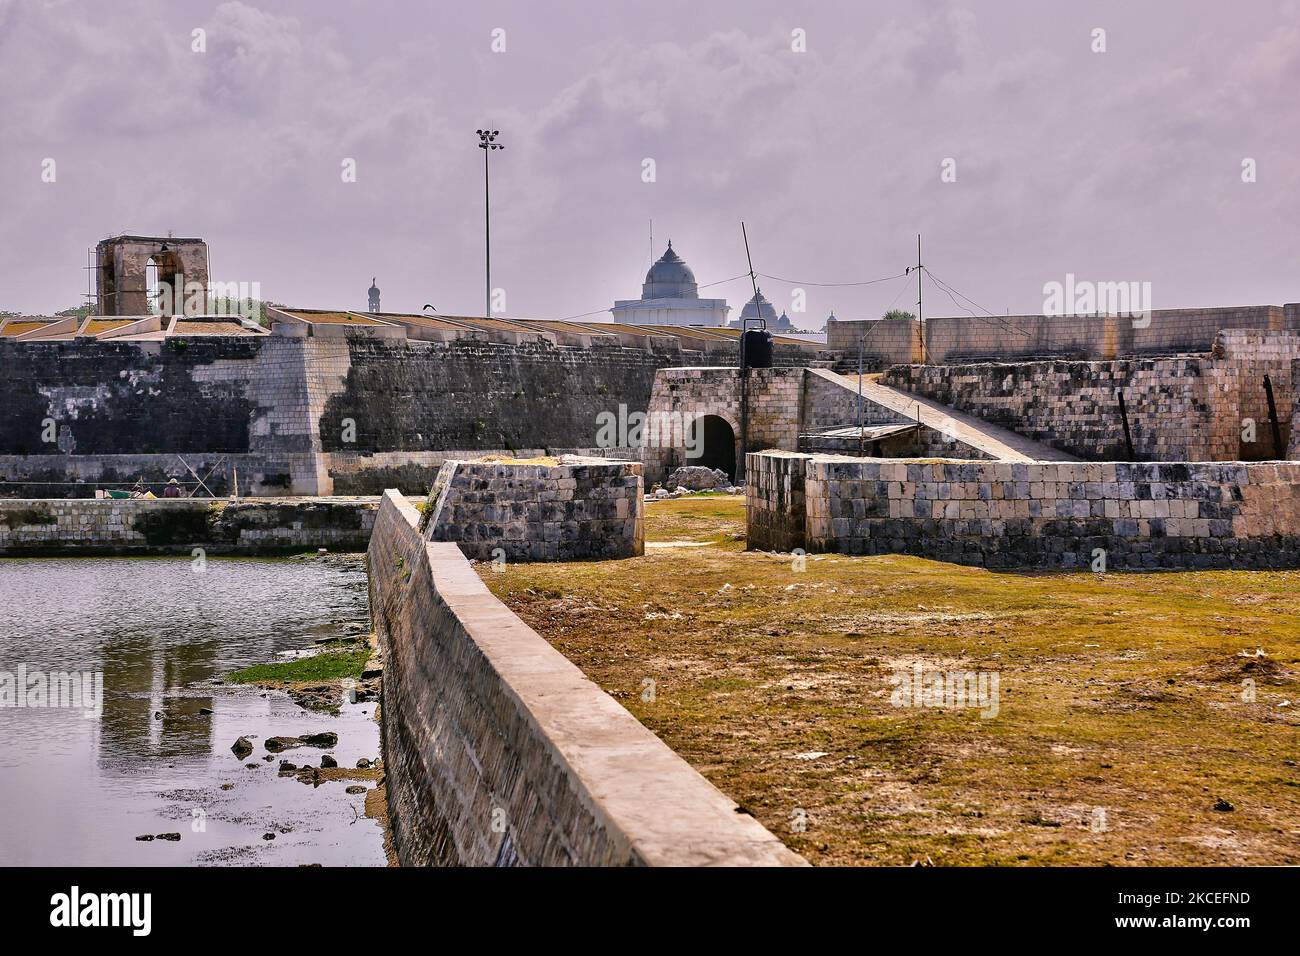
[741,328,773,369]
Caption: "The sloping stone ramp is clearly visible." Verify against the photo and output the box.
[811,368,1079,462]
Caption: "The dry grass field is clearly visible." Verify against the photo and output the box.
[479,495,1300,866]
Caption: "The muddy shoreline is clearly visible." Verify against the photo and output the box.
[0,552,391,866]
[221,628,397,865]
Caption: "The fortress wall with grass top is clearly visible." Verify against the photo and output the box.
[0,496,377,555]
[367,490,804,866]
[747,451,1300,569]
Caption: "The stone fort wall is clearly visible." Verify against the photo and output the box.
[881,330,1300,462]
[0,334,800,497]
[747,451,1300,570]
[828,305,1300,366]
[367,491,803,866]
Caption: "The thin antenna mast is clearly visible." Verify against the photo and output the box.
[916,234,926,364]
[741,222,761,305]
[739,221,763,485]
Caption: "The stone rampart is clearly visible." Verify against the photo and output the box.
[746,451,1300,569]
[368,490,803,866]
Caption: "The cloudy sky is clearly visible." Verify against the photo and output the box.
[2,0,1298,326]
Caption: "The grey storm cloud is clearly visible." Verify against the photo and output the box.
[1,0,1297,325]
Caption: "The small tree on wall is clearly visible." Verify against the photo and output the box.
[882,310,916,322]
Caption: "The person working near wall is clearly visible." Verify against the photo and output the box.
[161,478,183,498]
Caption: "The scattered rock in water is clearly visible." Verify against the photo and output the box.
[356,758,371,769]
[231,737,253,759]
[263,754,274,762]
[288,685,341,712]
[278,761,298,775]
[220,783,234,791]
[198,707,213,716]
[262,832,276,841]
[156,833,181,842]
[345,785,367,795]
[320,755,338,769]
[264,731,339,753]
[295,768,324,788]
[135,835,155,842]
[153,711,162,721]
[245,763,261,770]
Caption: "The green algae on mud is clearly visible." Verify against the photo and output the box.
[226,646,371,685]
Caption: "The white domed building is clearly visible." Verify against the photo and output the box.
[611,241,730,327]
[729,288,797,332]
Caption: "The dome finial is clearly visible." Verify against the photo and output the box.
[642,239,698,299]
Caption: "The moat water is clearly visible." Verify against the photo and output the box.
[0,556,386,866]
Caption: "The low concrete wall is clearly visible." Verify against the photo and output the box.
[418,458,644,562]
[368,491,802,866]
[0,497,378,555]
[747,451,1300,570]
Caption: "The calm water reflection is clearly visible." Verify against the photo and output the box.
[0,556,385,866]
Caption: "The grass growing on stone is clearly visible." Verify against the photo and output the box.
[479,495,1300,866]
[226,647,370,685]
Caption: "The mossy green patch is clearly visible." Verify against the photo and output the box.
[226,647,370,684]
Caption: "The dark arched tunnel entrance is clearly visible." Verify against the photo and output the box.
[695,414,737,482]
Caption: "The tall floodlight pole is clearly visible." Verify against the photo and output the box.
[477,129,504,317]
